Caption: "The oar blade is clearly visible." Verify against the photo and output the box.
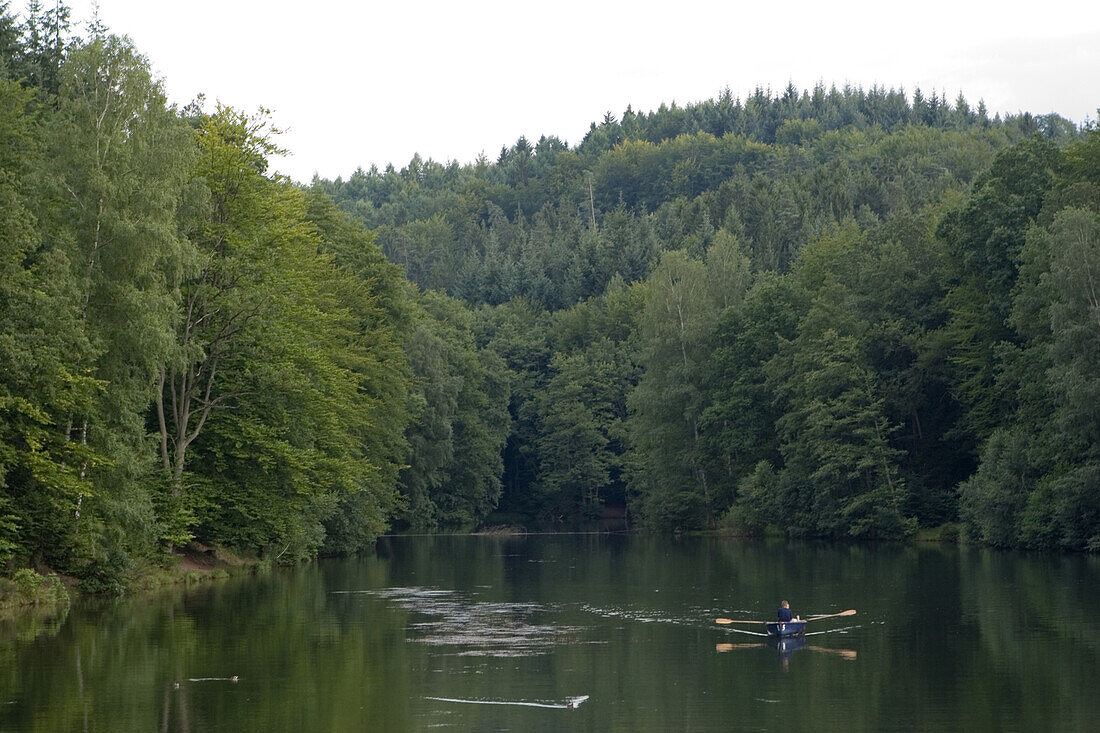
[806,645,858,660]
[805,608,857,622]
[716,642,764,653]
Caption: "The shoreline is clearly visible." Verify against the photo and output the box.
[0,521,1036,626]
[0,543,268,626]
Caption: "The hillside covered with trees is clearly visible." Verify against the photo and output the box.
[2,2,1098,594]
[317,76,1097,550]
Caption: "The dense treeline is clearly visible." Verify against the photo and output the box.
[313,85,1058,305]
[0,4,508,590]
[2,2,1098,596]
[318,73,1097,550]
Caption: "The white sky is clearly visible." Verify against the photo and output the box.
[52,1,1100,183]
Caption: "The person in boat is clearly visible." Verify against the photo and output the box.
[777,600,797,622]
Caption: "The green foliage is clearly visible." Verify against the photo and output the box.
[304,90,1086,546]
[627,242,751,529]
[1,34,188,575]
[958,130,1100,550]
[2,3,1097,577]
[722,461,782,535]
[959,428,1034,546]
[311,86,1089,548]
[0,13,427,580]
[0,74,94,568]
[475,298,553,521]
[77,547,131,595]
[702,273,803,507]
[164,108,412,560]
[396,292,510,529]
[318,87,1037,311]
[0,568,68,608]
[939,137,1060,440]
[767,295,914,538]
[533,340,632,524]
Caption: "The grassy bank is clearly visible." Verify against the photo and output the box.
[127,543,270,593]
[0,569,70,613]
[2,544,267,617]
[713,522,965,546]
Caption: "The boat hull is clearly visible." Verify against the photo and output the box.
[765,620,806,637]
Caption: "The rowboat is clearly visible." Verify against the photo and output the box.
[769,635,806,658]
[765,620,806,637]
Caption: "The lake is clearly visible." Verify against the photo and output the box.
[4,534,1099,732]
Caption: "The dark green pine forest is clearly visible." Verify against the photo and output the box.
[2,3,1099,592]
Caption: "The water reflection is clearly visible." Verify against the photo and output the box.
[336,586,587,657]
[2,536,1099,732]
[425,694,589,709]
[716,634,859,670]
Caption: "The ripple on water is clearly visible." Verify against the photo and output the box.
[578,604,672,625]
[349,587,586,657]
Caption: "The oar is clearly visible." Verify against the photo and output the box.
[715,642,764,652]
[804,609,857,622]
[805,645,858,660]
[717,609,856,625]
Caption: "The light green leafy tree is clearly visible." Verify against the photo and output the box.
[40,35,192,585]
[0,75,98,567]
[160,107,410,558]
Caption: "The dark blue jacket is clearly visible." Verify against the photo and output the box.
[777,607,793,622]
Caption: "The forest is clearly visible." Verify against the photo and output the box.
[1,2,1099,594]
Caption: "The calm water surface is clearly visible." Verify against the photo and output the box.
[4,535,1099,732]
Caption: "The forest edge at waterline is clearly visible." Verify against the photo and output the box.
[3,1,1100,605]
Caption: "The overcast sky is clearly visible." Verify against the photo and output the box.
[52,1,1100,183]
